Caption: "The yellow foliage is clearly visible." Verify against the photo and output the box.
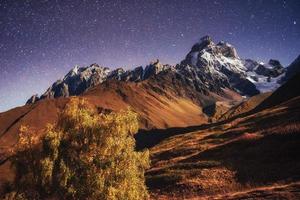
[16,125,39,152]
[12,98,149,200]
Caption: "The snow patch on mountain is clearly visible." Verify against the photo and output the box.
[247,72,285,93]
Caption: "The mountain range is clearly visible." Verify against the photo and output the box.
[1,35,300,199]
[26,36,286,104]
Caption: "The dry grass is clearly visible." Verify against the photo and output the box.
[263,123,300,136]
[146,96,300,199]
[211,182,300,200]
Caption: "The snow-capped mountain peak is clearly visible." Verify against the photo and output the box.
[179,36,285,96]
[26,35,287,104]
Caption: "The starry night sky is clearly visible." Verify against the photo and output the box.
[0,0,299,112]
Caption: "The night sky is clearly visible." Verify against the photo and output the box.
[0,0,299,112]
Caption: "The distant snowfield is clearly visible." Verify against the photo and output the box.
[247,72,285,93]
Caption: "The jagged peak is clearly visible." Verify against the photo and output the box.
[114,67,126,72]
[133,66,143,71]
[89,63,99,67]
[149,59,161,66]
[26,94,39,105]
[71,65,80,74]
[268,59,283,68]
[190,36,239,58]
[63,65,80,80]
[217,41,232,47]
[109,67,126,76]
[199,35,213,44]
[190,35,214,52]
[83,64,110,73]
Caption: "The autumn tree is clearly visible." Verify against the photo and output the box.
[11,98,149,200]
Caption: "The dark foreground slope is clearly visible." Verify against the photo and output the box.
[141,75,300,199]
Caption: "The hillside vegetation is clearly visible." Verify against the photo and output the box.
[3,98,149,200]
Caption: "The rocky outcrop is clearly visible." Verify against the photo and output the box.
[255,59,285,77]
[129,66,144,81]
[107,68,126,80]
[39,64,110,100]
[26,94,39,105]
[143,59,174,80]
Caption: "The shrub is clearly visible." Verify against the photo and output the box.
[12,98,150,200]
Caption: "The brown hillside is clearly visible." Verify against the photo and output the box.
[0,72,242,152]
[219,92,271,120]
[144,96,300,199]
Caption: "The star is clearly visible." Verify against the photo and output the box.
[0,0,299,112]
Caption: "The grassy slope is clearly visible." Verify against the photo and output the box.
[219,92,271,120]
[145,96,300,199]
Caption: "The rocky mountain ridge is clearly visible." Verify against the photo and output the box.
[26,60,174,104]
[26,35,287,104]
